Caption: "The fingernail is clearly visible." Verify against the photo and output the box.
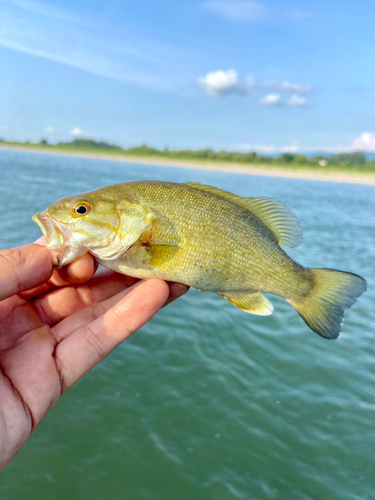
[33,236,46,245]
[168,282,189,298]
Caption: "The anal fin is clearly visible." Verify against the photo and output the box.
[219,291,273,316]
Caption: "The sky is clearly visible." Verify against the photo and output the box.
[1,0,375,153]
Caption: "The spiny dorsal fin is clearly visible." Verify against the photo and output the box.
[184,182,302,248]
[219,291,273,316]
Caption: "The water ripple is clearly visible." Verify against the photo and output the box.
[1,150,375,500]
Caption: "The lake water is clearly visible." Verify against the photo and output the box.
[0,149,375,500]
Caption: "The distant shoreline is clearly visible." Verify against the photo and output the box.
[2,144,375,186]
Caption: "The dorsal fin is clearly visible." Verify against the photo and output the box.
[184,182,302,248]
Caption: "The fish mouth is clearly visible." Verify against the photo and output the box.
[32,212,68,266]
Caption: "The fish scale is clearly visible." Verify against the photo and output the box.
[32,180,367,339]
[117,181,296,293]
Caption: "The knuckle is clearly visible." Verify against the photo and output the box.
[83,324,107,361]
[92,301,107,320]
[76,284,98,308]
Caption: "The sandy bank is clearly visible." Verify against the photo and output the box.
[2,144,375,186]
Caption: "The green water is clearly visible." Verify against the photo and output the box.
[0,150,374,500]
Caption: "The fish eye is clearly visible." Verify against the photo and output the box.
[74,202,91,216]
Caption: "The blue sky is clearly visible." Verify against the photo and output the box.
[1,0,375,153]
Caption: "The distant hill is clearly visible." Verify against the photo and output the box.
[1,138,375,170]
[55,138,123,151]
[300,151,375,160]
[264,151,375,160]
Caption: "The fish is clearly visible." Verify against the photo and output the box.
[32,180,367,339]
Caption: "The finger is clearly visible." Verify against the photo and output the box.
[20,253,98,300]
[51,281,188,342]
[0,244,53,301]
[32,269,140,326]
[33,236,45,245]
[0,324,59,429]
[51,253,98,286]
[164,282,189,306]
[55,279,170,393]
[51,280,142,342]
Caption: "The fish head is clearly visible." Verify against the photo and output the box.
[32,188,154,267]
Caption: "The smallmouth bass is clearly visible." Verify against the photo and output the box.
[32,181,367,339]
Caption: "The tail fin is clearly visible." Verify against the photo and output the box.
[287,268,367,339]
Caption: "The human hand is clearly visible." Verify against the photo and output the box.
[0,242,188,470]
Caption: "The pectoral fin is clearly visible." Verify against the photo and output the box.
[219,291,273,316]
[146,244,182,266]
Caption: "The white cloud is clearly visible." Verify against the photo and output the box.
[45,126,54,133]
[202,1,265,22]
[198,71,311,104]
[198,69,254,97]
[259,93,281,106]
[307,144,349,153]
[351,132,375,152]
[285,95,308,107]
[70,127,86,136]
[198,69,238,97]
[262,80,312,94]
[259,93,309,107]
[235,143,276,153]
[281,143,299,153]
[280,82,311,94]
[235,143,300,154]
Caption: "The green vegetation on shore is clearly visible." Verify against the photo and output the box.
[1,138,375,174]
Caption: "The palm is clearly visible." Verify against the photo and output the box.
[0,244,187,469]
